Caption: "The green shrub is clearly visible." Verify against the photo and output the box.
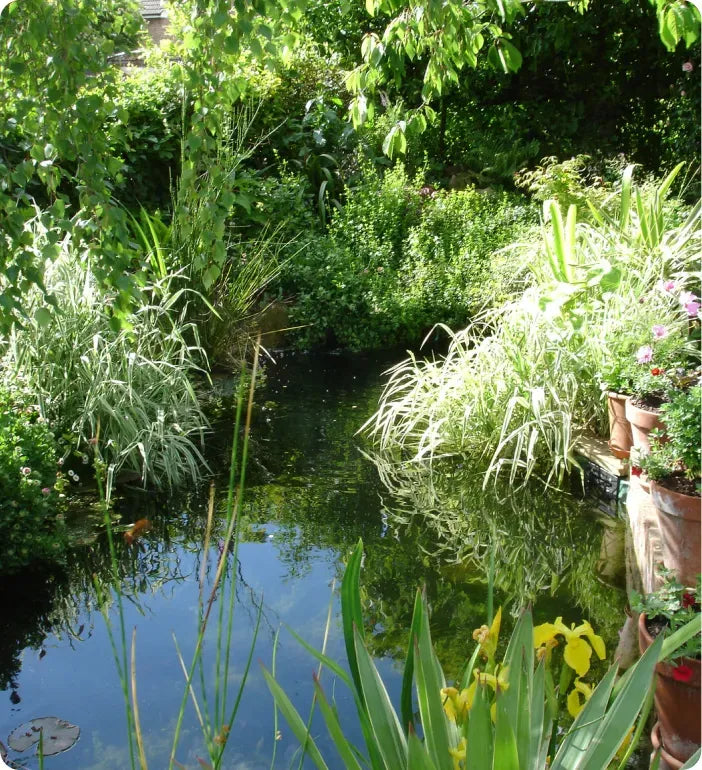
[0,389,66,573]
[280,163,535,350]
[109,64,184,208]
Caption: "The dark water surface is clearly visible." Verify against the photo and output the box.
[0,352,630,769]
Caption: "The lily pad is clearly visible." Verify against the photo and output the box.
[8,717,79,756]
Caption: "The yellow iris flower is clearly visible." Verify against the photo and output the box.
[472,607,502,663]
[533,618,605,676]
[441,666,510,725]
[449,737,467,770]
[566,678,593,718]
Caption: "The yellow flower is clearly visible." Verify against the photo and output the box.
[441,686,472,724]
[449,737,467,770]
[472,607,502,662]
[566,678,593,718]
[440,665,509,726]
[533,618,605,677]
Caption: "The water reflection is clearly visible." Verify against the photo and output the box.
[0,351,629,768]
[367,452,627,643]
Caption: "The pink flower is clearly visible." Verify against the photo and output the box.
[658,279,677,293]
[682,61,693,73]
[680,290,698,306]
[672,664,693,683]
[636,345,654,364]
[685,300,701,318]
[20,466,31,476]
[41,487,51,496]
[652,324,668,339]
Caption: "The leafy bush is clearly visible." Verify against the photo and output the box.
[2,241,210,490]
[281,163,535,350]
[109,64,184,208]
[365,164,701,488]
[0,389,66,573]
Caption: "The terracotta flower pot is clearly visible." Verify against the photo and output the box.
[625,397,665,453]
[607,392,633,459]
[651,722,684,770]
[650,479,702,587]
[638,612,701,764]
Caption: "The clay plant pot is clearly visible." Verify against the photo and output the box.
[607,392,634,459]
[625,397,665,453]
[651,722,684,770]
[650,479,702,587]
[639,612,701,764]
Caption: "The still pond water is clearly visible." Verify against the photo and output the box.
[0,352,630,769]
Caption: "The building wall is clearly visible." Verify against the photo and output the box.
[146,17,170,45]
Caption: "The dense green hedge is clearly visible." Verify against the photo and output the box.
[276,164,535,350]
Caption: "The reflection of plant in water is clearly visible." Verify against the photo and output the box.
[367,452,626,641]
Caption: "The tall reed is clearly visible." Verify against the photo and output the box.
[95,342,263,769]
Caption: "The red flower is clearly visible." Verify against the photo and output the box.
[650,367,664,376]
[631,466,643,477]
[682,592,697,608]
[672,664,693,683]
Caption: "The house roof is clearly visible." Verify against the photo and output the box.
[140,0,166,19]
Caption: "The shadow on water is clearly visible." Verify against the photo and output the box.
[0,350,633,768]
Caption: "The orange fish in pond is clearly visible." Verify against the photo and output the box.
[124,518,152,544]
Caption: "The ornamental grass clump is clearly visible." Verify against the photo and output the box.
[365,163,701,489]
[1,243,210,489]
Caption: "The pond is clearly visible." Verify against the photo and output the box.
[0,351,633,769]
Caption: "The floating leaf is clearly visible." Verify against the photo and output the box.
[8,717,80,756]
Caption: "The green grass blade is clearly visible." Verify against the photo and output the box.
[354,626,407,769]
[465,683,493,770]
[261,666,329,770]
[312,675,365,770]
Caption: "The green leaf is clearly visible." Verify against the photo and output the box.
[341,540,365,698]
[401,590,424,735]
[354,626,408,769]
[550,665,618,769]
[261,667,329,770]
[312,675,365,770]
[492,696,519,770]
[413,600,453,770]
[407,730,439,770]
[465,683,493,770]
[34,307,53,327]
[577,634,663,769]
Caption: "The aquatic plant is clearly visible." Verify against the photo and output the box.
[264,540,701,770]
[94,346,263,769]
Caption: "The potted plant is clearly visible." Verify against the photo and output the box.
[639,384,701,585]
[599,359,634,459]
[632,569,701,768]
